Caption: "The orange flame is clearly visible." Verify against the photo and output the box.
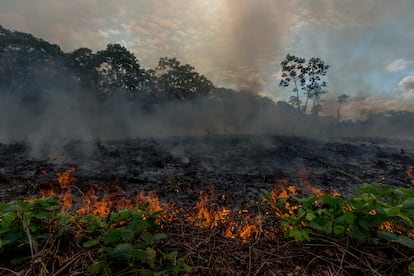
[57,167,76,189]
[298,169,324,197]
[136,191,164,213]
[407,166,414,186]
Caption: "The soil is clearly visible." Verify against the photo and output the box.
[1,134,413,207]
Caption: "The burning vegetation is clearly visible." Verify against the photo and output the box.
[1,167,412,275]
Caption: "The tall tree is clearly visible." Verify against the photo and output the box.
[337,94,349,121]
[153,57,213,100]
[303,57,329,113]
[279,54,306,111]
[279,54,329,114]
[65,47,97,89]
[94,44,146,93]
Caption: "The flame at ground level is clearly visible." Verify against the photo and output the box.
[25,167,414,244]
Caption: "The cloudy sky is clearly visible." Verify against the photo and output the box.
[1,0,414,119]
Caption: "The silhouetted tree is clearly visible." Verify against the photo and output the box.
[279,54,329,114]
[337,94,349,121]
[279,54,306,111]
[0,25,65,96]
[94,44,146,93]
[65,47,97,89]
[154,57,213,100]
[303,57,329,113]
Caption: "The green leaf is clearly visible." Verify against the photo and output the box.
[397,235,414,249]
[5,202,25,213]
[384,207,400,217]
[33,210,51,220]
[152,233,167,243]
[305,212,316,221]
[358,218,370,232]
[121,228,135,242]
[347,229,366,241]
[408,261,414,275]
[163,250,177,261]
[88,261,103,274]
[333,225,345,235]
[141,232,154,245]
[309,221,323,231]
[111,243,134,261]
[83,239,100,248]
[378,231,398,241]
[103,228,122,244]
[131,248,150,261]
[1,212,18,227]
[29,223,39,233]
[343,212,355,225]
[286,228,310,242]
[402,198,414,211]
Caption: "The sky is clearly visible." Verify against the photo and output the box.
[1,0,414,119]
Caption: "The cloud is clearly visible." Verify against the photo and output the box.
[385,59,414,72]
[399,75,414,98]
[1,0,414,109]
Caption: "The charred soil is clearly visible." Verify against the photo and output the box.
[1,134,414,275]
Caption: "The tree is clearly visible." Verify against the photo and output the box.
[94,44,146,93]
[65,47,97,89]
[279,54,329,114]
[337,94,349,121]
[303,57,329,113]
[279,54,306,111]
[153,57,213,100]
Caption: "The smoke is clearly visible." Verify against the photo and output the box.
[206,0,294,93]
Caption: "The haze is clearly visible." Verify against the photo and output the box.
[1,0,414,119]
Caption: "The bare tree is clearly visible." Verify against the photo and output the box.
[337,94,349,121]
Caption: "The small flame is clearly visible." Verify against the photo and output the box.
[298,169,324,197]
[57,167,76,189]
[407,166,414,185]
[136,191,164,213]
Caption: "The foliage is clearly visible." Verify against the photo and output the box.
[0,197,189,275]
[279,54,329,114]
[152,57,213,100]
[261,183,414,248]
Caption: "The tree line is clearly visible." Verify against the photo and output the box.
[0,25,213,102]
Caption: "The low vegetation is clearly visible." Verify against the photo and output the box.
[1,169,414,275]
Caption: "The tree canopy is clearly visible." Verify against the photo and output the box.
[279,54,329,115]
[153,57,213,100]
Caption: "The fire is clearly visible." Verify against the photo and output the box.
[76,189,112,218]
[32,168,344,243]
[298,170,324,197]
[187,185,263,243]
[136,191,164,213]
[37,168,166,219]
[407,166,414,185]
[57,167,76,189]
[266,182,299,218]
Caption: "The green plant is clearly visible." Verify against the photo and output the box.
[0,198,189,275]
[83,206,189,275]
[261,183,414,249]
[0,197,59,262]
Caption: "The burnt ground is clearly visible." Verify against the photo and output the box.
[1,134,414,275]
[1,134,414,206]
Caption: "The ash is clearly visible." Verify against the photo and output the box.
[1,135,413,208]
